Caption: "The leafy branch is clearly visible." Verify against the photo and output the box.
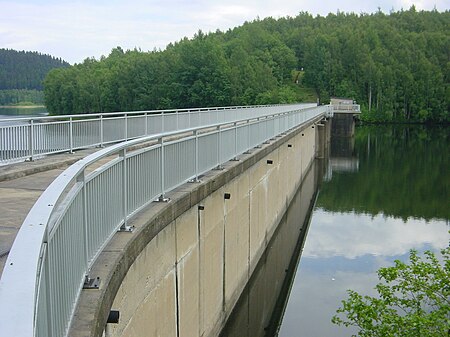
[332,247,450,337]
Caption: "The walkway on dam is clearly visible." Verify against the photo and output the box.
[0,127,232,274]
[0,149,102,274]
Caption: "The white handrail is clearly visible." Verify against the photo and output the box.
[0,103,317,164]
[0,104,330,337]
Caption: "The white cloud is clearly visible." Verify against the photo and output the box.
[0,0,448,64]
[303,209,449,259]
[281,212,449,336]
[279,269,377,336]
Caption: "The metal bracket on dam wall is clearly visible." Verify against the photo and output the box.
[68,116,329,337]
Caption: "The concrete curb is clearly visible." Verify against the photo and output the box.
[0,149,98,182]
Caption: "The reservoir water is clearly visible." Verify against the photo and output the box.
[222,124,449,336]
[0,106,48,122]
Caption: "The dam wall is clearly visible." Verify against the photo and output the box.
[220,157,319,337]
[69,117,325,337]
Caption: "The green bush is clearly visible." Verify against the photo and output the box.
[332,247,450,336]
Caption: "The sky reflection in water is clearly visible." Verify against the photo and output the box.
[279,210,449,337]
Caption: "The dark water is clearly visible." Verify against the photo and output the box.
[222,125,450,337]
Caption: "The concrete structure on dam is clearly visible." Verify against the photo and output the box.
[0,104,332,337]
[330,98,360,137]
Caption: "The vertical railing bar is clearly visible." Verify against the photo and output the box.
[77,170,90,284]
[161,138,164,197]
[233,122,238,160]
[247,119,250,152]
[257,117,262,147]
[69,117,73,154]
[158,137,169,201]
[119,149,129,231]
[195,130,199,181]
[216,125,221,168]
[124,113,128,141]
[100,115,104,147]
[145,112,148,136]
[42,242,53,337]
[29,119,34,161]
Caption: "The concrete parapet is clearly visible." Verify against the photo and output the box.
[68,116,324,337]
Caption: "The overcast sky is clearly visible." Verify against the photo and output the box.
[0,0,447,64]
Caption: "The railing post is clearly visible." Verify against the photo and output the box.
[69,117,73,153]
[256,117,262,148]
[232,122,238,161]
[216,125,223,169]
[100,115,104,147]
[122,149,127,227]
[263,116,270,144]
[119,149,133,231]
[193,130,200,182]
[245,119,251,153]
[158,137,169,202]
[124,113,128,141]
[162,112,165,133]
[161,137,164,196]
[42,244,54,337]
[78,170,98,288]
[145,112,148,136]
[80,169,100,288]
[79,170,89,267]
[29,119,34,161]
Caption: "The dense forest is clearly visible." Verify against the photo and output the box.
[0,49,69,90]
[0,89,44,105]
[44,8,449,122]
[0,49,69,105]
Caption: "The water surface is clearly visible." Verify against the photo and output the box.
[221,125,449,336]
[278,125,449,336]
[0,106,48,121]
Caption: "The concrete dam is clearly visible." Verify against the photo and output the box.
[0,104,335,337]
[74,119,328,337]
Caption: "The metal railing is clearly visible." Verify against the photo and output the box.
[0,104,317,165]
[0,104,330,337]
[331,104,361,113]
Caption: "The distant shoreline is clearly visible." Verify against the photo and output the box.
[0,105,46,109]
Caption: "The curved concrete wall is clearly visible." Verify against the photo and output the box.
[221,158,319,337]
[69,118,322,337]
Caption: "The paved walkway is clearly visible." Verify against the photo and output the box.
[0,135,201,275]
[0,149,100,274]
